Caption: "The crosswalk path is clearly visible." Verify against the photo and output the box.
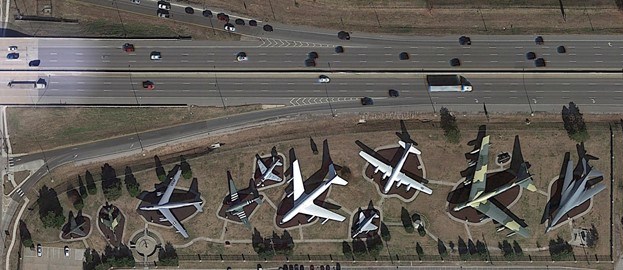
[289,97,358,106]
[8,157,14,168]
[258,37,334,48]
[15,188,24,197]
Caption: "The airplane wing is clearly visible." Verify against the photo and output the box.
[298,203,345,222]
[227,171,239,202]
[159,208,189,238]
[158,168,182,206]
[473,200,529,238]
[393,171,432,194]
[574,182,606,208]
[265,172,282,181]
[362,221,378,232]
[359,151,392,176]
[469,136,490,201]
[235,210,249,226]
[256,155,268,173]
[292,160,305,200]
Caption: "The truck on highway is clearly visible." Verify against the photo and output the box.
[8,78,47,89]
[426,75,472,92]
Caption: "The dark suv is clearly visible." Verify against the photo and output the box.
[361,97,374,105]
[459,36,471,45]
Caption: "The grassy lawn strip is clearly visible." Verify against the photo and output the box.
[7,105,262,154]
[83,20,178,37]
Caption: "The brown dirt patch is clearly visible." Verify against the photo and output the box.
[13,170,30,185]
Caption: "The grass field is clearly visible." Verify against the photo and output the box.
[16,112,621,266]
[7,105,261,154]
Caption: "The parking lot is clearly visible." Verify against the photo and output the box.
[22,245,84,270]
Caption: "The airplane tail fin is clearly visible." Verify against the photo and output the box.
[321,139,331,167]
[227,171,237,196]
[398,141,421,155]
[395,120,417,145]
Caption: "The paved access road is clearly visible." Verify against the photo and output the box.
[1,72,620,106]
[4,37,621,71]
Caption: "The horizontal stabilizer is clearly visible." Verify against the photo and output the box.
[398,141,421,155]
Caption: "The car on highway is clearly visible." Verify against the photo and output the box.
[263,24,273,32]
[334,46,344,53]
[294,264,299,270]
[525,51,536,60]
[557,45,566,53]
[325,265,330,270]
[64,246,69,257]
[283,264,288,270]
[217,12,230,22]
[308,51,318,59]
[257,263,262,270]
[338,31,350,40]
[459,35,471,45]
[318,75,330,83]
[157,1,171,10]
[131,0,140,4]
[535,36,544,45]
[388,89,399,97]
[249,19,257,26]
[399,52,409,60]
[236,52,248,61]
[36,244,42,257]
[8,46,17,51]
[335,263,341,270]
[157,10,170,18]
[142,80,155,90]
[535,58,546,67]
[224,23,236,31]
[28,60,40,66]
[361,97,373,105]
[310,265,314,270]
[450,58,461,67]
[320,266,324,270]
[185,7,194,14]
[235,18,245,25]
[202,9,213,17]
[150,51,161,60]
[122,43,135,52]
[304,58,316,67]
[6,53,19,59]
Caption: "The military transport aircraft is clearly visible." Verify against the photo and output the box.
[357,120,432,195]
[225,171,263,226]
[140,166,203,238]
[541,143,606,233]
[453,135,537,238]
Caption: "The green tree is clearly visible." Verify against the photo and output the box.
[19,220,33,248]
[77,175,88,199]
[85,170,97,195]
[38,186,64,228]
[352,238,367,257]
[437,238,447,257]
[549,236,573,261]
[562,102,589,142]
[380,222,391,242]
[123,166,141,198]
[416,242,424,256]
[41,211,65,229]
[439,107,461,143]
[400,207,414,233]
[342,241,352,256]
[154,155,166,182]
[158,242,179,266]
[180,156,193,180]
[101,163,122,201]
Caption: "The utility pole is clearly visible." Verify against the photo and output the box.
[325,62,336,117]
[522,69,534,116]
[127,65,145,153]
[214,66,227,109]
[477,9,487,32]
[267,0,276,20]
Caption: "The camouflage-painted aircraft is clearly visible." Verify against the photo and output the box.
[453,135,537,238]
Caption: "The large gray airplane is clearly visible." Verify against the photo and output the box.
[225,171,263,227]
[541,143,606,233]
[140,165,203,238]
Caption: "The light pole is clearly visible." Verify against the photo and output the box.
[522,69,534,116]
[325,62,336,117]
[213,66,227,109]
[112,0,128,38]
[477,9,488,32]
[127,65,145,153]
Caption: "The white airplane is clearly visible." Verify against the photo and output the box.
[280,141,348,225]
[351,211,379,238]
[255,147,283,186]
[140,166,203,238]
[357,120,432,195]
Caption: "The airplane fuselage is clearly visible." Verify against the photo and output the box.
[352,219,374,237]
[383,143,412,193]
[226,198,261,214]
[259,159,281,183]
[454,177,525,211]
[281,180,333,224]
[140,200,201,211]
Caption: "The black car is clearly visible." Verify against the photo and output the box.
[398,52,409,60]
[525,52,536,60]
[325,265,330,270]
[361,97,374,105]
[185,7,194,14]
[450,58,461,67]
[294,264,299,270]
[300,265,304,270]
[308,51,318,59]
[334,46,344,53]
[263,24,273,32]
[202,10,212,17]
[320,266,325,270]
[535,36,544,45]
[257,263,263,270]
[338,31,350,40]
[535,58,546,67]
[289,265,294,270]
[388,89,399,97]
[28,60,41,67]
[335,263,341,270]
[235,18,245,25]
[305,58,316,67]
[459,35,471,45]
[249,19,257,26]
[283,264,288,270]
[557,46,566,53]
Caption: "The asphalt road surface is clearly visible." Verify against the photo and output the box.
[3,38,623,71]
[1,72,620,106]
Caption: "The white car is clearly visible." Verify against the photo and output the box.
[36,244,42,257]
[131,0,140,4]
[150,51,161,60]
[8,46,17,51]
[224,24,236,32]
[64,246,69,257]
[158,3,171,10]
[318,75,330,83]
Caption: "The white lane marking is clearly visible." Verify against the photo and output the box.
[359,60,367,63]
[593,47,601,49]
[384,54,392,56]
[181,60,188,62]
[463,53,471,56]
[542,53,550,56]
[50,52,57,55]
[489,54,498,56]
[75,53,83,55]
[489,60,498,63]
[357,54,366,56]
[514,47,523,49]
[259,53,267,56]
[259,60,267,62]
[595,53,603,56]
[569,53,577,56]
[384,47,392,49]
[595,60,604,63]
[436,53,445,56]
[50,59,57,62]
[516,54,523,56]
[129,60,136,63]
[182,53,189,56]
[488,47,496,49]
[385,61,393,63]
[333,60,341,63]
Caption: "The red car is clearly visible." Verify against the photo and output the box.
[122,43,135,53]
[142,80,155,90]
